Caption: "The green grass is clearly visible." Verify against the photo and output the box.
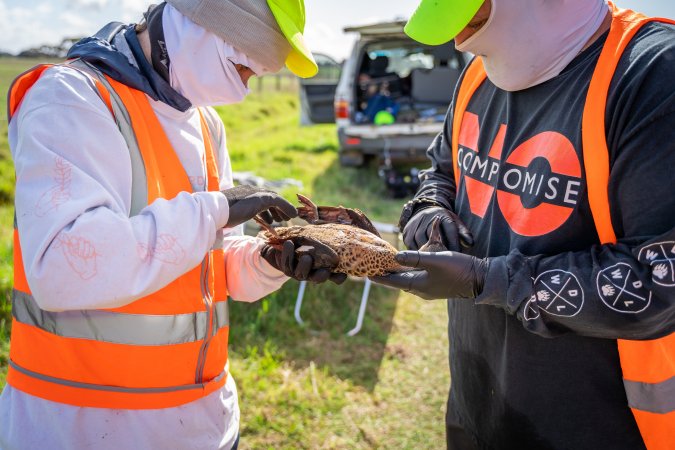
[217,93,405,222]
[0,58,41,385]
[0,57,449,448]
[216,89,448,449]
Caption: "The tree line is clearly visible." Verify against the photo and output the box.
[2,37,85,58]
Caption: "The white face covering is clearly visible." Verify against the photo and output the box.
[455,0,609,92]
[162,4,266,107]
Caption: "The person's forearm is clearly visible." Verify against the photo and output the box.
[222,236,288,301]
[18,189,228,311]
[477,231,675,340]
[414,132,458,210]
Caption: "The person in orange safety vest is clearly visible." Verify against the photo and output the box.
[372,0,675,449]
[0,1,345,449]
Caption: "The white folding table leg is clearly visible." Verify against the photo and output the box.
[295,278,372,336]
[346,278,371,336]
[294,280,307,326]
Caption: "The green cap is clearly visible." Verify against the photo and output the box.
[374,110,395,125]
[266,0,318,78]
[404,0,484,45]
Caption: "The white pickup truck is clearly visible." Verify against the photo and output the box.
[300,20,469,169]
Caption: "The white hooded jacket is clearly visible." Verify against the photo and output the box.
[0,6,286,450]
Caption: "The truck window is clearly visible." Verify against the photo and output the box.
[355,41,460,125]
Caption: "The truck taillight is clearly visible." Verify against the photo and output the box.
[334,99,349,119]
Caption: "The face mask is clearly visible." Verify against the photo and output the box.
[162,4,265,107]
[455,0,609,91]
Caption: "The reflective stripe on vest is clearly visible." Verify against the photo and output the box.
[624,376,675,415]
[12,289,229,345]
[451,3,675,449]
[8,61,230,409]
[71,60,149,216]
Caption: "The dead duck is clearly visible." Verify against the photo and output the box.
[256,194,407,277]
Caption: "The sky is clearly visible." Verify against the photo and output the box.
[0,0,673,59]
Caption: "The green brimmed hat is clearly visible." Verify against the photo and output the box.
[267,0,318,78]
[404,0,484,45]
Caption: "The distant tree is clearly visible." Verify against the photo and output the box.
[18,36,86,58]
[18,45,63,58]
[60,36,86,51]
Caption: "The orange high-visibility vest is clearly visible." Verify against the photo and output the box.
[451,4,675,449]
[7,61,230,410]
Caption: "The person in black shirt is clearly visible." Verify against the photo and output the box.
[372,0,675,449]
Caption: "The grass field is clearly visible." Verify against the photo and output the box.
[0,57,450,448]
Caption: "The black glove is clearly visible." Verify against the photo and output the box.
[222,185,298,228]
[261,240,348,284]
[370,251,489,300]
[402,206,474,251]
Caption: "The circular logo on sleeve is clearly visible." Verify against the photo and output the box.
[596,263,651,313]
[533,270,584,317]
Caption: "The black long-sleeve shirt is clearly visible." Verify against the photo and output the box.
[414,22,675,450]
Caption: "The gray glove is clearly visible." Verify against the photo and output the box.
[370,250,488,300]
[261,240,347,284]
[222,185,297,228]
[403,206,473,251]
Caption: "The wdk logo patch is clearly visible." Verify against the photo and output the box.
[457,112,583,237]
